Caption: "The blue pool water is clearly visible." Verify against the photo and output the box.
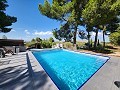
[32,49,109,90]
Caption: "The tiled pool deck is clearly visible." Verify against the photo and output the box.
[0,51,120,90]
[0,52,57,90]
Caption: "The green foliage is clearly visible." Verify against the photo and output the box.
[82,0,120,49]
[111,0,120,14]
[95,45,113,54]
[76,41,86,49]
[63,42,73,49]
[63,41,86,49]
[0,0,17,33]
[2,35,7,39]
[52,28,62,41]
[78,30,87,39]
[0,0,8,10]
[49,37,54,42]
[26,37,54,48]
[36,37,42,42]
[39,0,73,21]
[26,41,35,47]
[39,0,120,51]
[52,42,57,45]
[106,17,120,33]
[39,0,89,45]
[52,23,73,42]
[31,38,35,42]
[82,0,120,26]
[41,40,52,48]
[109,28,120,46]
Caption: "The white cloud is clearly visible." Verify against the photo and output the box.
[24,30,30,35]
[33,31,52,36]
[98,32,103,35]
[90,31,110,42]
[11,29,16,32]
[91,32,96,36]
[91,31,103,36]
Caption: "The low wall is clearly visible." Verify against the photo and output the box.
[5,46,26,52]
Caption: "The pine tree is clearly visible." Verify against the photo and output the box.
[82,0,120,49]
[0,0,17,33]
[39,0,88,46]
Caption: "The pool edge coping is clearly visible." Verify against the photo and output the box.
[63,49,110,89]
[30,48,110,90]
[28,51,59,90]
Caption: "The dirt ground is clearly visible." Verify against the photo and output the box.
[78,46,120,57]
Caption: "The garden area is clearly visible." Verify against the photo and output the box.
[37,0,120,55]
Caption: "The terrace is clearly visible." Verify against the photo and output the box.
[0,0,120,89]
[0,51,120,90]
[0,52,57,90]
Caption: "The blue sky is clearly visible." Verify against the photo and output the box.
[0,0,109,42]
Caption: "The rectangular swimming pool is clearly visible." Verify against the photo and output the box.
[32,49,109,90]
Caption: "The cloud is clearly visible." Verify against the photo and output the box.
[11,29,16,32]
[90,31,110,42]
[24,30,30,35]
[91,32,96,36]
[33,31,52,36]
[98,32,103,35]
[91,31,103,36]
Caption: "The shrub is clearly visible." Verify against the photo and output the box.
[63,42,73,49]
[26,39,52,49]
[109,30,120,46]
[26,42,35,47]
[76,42,85,48]
[94,44,113,54]
[41,40,52,48]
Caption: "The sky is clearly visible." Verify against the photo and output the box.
[0,0,109,42]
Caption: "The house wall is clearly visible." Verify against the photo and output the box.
[0,39,24,46]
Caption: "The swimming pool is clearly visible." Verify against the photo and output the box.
[32,49,109,90]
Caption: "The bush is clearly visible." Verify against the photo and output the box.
[63,42,73,49]
[96,48,113,54]
[41,40,52,48]
[76,42,85,49]
[109,30,120,46]
[52,42,57,46]
[26,40,52,49]
[26,42,35,47]
[94,44,113,54]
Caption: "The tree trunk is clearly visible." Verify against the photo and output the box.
[103,30,105,48]
[73,26,77,50]
[90,39,93,47]
[88,31,90,49]
[103,25,106,48]
[73,26,77,45]
[94,28,99,49]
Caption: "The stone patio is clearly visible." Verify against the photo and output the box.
[0,52,58,90]
[81,56,120,90]
[0,51,120,90]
